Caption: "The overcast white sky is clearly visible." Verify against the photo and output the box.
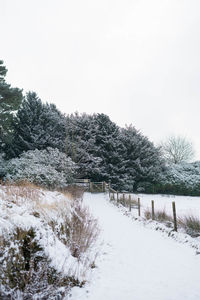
[1,0,200,159]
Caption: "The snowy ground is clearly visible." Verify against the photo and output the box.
[68,193,200,300]
[134,193,200,219]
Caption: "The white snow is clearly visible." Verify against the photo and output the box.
[133,193,200,219]
[0,186,90,282]
[68,193,200,300]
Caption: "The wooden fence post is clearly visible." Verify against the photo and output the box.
[138,198,141,217]
[113,192,115,201]
[129,194,131,212]
[123,193,125,206]
[151,200,155,220]
[104,181,106,193]
[172,201,177,232]
[89,182,93,193]
[117,192,119,203]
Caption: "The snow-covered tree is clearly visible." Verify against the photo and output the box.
[5,147,76,188]
[156,161,200,195]
[0,153,6,178]
[65,113,103,179]
[66,113,123,186]
[91,113,123,185]
[118,125,164,192]
[66,114,163,191]
[8,92,66,158]
[0,60,23,149]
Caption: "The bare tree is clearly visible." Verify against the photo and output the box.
[160,135,195,164]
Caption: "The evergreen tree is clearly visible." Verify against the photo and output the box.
[9,92,66,157]
[0,60,23,146]
[91,113,123,185]
[66,112,102,179]
[66,113,123,186]
[119,125,164,191]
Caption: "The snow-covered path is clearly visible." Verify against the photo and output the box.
[69,193,200,300]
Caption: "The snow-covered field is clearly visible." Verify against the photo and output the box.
[68,193,200,300]
[133,193,200,218]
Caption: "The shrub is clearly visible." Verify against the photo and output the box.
[153,162,200,196]
[4,147,77,188]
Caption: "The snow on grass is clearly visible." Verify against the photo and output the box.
[0,184,100,298]
[0,185,79,277]
[68,193,200,300]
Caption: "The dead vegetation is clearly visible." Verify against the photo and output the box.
[144,206,200,236]
[0,181,100,299]
[69,203,100,259]
[178,215,200,235]
[115,193,138,207]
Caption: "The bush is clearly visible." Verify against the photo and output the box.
[4,147,77,188]
[153,162,200,196]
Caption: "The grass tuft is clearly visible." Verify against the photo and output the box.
[179,215,200,232]
[144,208,172,223]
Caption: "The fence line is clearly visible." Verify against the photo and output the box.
[107,188,178,232]
[74,180,178,232]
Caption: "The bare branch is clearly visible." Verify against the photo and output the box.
[160,135,195,164]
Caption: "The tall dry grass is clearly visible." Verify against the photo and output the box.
[0,181,100,297]
[144,208,172,223]
[178,215,200,233]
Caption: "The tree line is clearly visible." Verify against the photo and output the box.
[0,60,199,195]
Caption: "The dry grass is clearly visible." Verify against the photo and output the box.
[0,181,100,297]
[0,181,75,210]
[144,208,152,220]
[117,194,138,207]
[1,181,100,257]
[60,185,85,201]
[0,181,44,204]
[144,208,172,223]
[155,209,172,222]
[69,202,100,260]
[178,215,200,232]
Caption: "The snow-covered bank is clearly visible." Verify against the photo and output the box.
[0,185,99,299]
[68,193,200,300]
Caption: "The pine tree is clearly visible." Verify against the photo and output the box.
[66,113,101,179]
[9,92,66,157]
[0,60,23,146]
[119,125,164,191]
[91,113,122,185]
[66,113,123,186]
